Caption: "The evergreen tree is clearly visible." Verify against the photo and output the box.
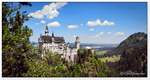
[2,2,32,77]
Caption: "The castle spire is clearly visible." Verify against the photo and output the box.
[52,32,55,44]
[52,32,54,37]
[45,26,49,35]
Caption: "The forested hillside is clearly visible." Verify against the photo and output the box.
[103,32,147,77]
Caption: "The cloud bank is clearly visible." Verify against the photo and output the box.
[115,32,125,36]
[87,19,115,27]
[28,2,67,19]
[67,25,78,29]
[47,21,61,27]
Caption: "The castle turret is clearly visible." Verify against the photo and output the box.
[75,36,80,50]
[45,26,49,35]
[52,32,54,37]
[52,32,55,44]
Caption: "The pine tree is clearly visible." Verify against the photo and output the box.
[2,2,32,77]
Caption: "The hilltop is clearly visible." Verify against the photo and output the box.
[105,32,147,76]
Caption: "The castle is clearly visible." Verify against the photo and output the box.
[38,26,80,62]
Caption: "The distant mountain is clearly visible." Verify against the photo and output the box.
[111,32,147,55]
[109,32,147,76]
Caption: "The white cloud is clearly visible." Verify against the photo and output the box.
[47,21,61,27]
[115,32,125,36]
[40,20,46,24]
[28,2,67,19]
[89,28,94,31]
[87,19,115,27]
[67,25,78,29]
[102,20,115,26]
[28,10,44,19]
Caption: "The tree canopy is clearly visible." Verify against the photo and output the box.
[2,2,32,77]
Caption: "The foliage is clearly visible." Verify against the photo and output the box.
[95,50,108,56]
[70,49,110,77]
[2,2,32,77]
[99,55,120,63]
[23,52,70,77]
[23,49,111,77]
[45,52,63,66]
[23,59,51,77]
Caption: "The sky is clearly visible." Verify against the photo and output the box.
[19,2,147,44]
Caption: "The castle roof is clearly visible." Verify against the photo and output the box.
[39,35,65,43]
[39,26,65,43]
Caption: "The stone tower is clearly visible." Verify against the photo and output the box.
[75,36,80,50]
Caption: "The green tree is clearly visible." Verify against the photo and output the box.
[23,51,70,77]
[70,49,110,77]
[2,2,32,77]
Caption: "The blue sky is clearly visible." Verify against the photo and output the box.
[20,2,147,44]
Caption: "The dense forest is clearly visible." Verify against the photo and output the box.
[2,2,147,77]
